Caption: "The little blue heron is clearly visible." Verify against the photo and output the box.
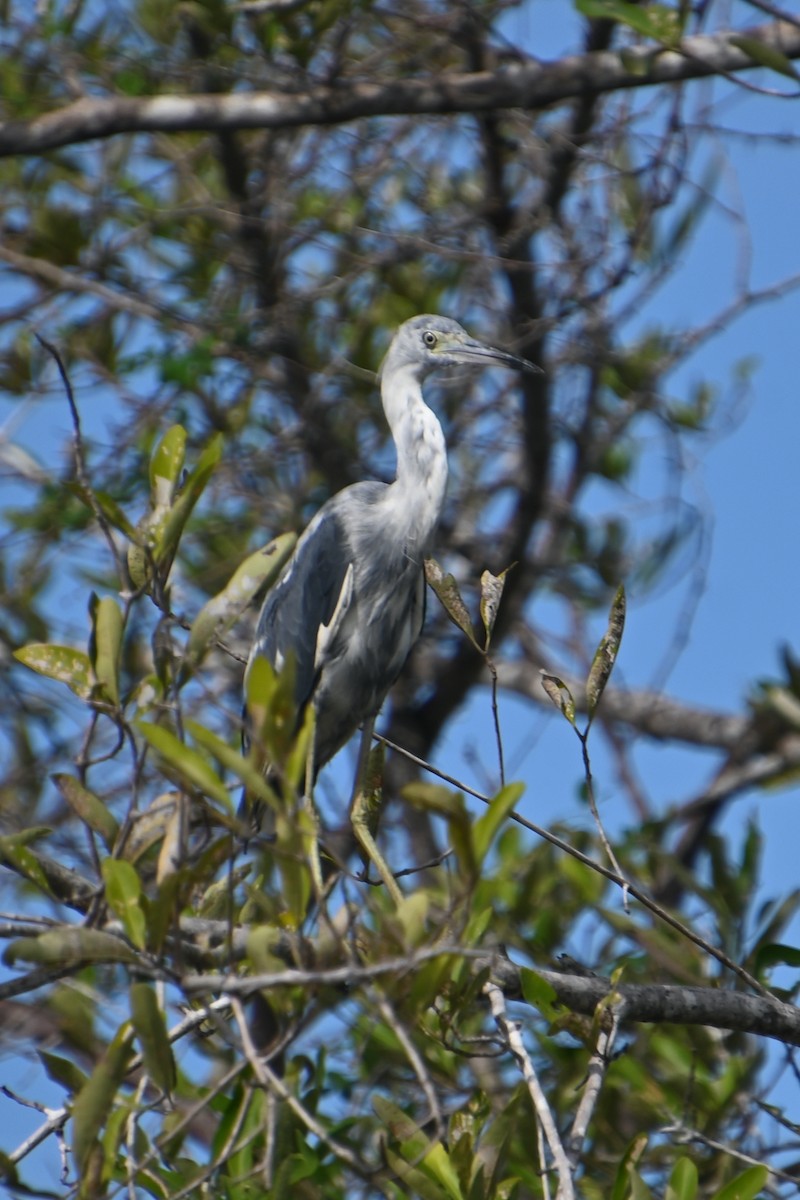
[244,314,540,904]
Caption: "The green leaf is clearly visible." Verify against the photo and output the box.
[404,783,476,884]
[186,532,296,666]
[71,1024,135,1175]
[471,783,523,871]
[67,485,138,539]
[268,819,313,930]
[754,941,800,975]
[284,700,315,793]
[710,1165,768,1200]
[424,558,479,649]
[149,424,187,506]
[155,432,223,567]
[611,1135,648,1200]
[665,1157,698,1200]
[730,35,800,81]
[374,1095,430,1152]
[128,429,222,590]
[137,721,232,809]
[628,1167,655,1200]
[129,981,176,1097]
[13,643,94,699]
[519,968,561,1023]
[52,774,119,850]
[88,594,123,706]
[0,831,53,896]
[422,1142,466,1200]
[586,584,626,722]
[184,719,280,815]
[101,859,148,950]
[383,1148,453,1200]
[38,1050,88,1096]
[576,0,682,46]
[244,653,300,771]
[4,928,139,967]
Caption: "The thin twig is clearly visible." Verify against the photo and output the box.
[230,995,367,1177]
[167,1085,255,1200]
[487,657,506,787]
[578,730,629,911]
[35,334,128,588]
[126,1076,148,1200]
[483,982,575,1200]
[103,1061,248,1200]
[373,732,772,997]
[566,1003,623,1165]
[3,1088,69,1168]
[663,1122,796,1184]
[371,988,445,1143]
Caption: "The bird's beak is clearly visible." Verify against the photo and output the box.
[450,337,544,375]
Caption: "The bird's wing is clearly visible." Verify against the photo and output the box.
[247,505,354,711]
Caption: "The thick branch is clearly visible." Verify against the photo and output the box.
[490,959,800,1049]
[180,951,800,1048]
[2,21,798,157]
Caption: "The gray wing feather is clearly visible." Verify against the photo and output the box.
[248,505,353,710]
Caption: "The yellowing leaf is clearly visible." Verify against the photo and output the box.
[88,593,123,706]
[730,35,800,82]
[540,670,576,726]
[4,927,139,967]
[479,565,513,651]
[13,643,94,699]
[186,533,296,667]
[149,424,187,505]
[586,584,626,722]
[424,558,479,648]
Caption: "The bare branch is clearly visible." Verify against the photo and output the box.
[1,21,798,157]
[484,981,575,1200]
[567,1004,623,1166]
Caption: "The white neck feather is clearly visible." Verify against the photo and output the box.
[381,363,448,554]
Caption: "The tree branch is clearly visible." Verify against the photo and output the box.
[179,951,800,1047]
[2,21,799,158]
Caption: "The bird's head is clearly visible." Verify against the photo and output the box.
[380,314,542,381]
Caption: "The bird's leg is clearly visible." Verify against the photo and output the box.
[302,710,325,901]
[350,718,404,908]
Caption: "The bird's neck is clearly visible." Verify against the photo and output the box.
[381,365,448,553]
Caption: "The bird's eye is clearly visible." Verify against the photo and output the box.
[422,330,438,348]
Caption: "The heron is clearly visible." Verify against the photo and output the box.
[243,314,541,905]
